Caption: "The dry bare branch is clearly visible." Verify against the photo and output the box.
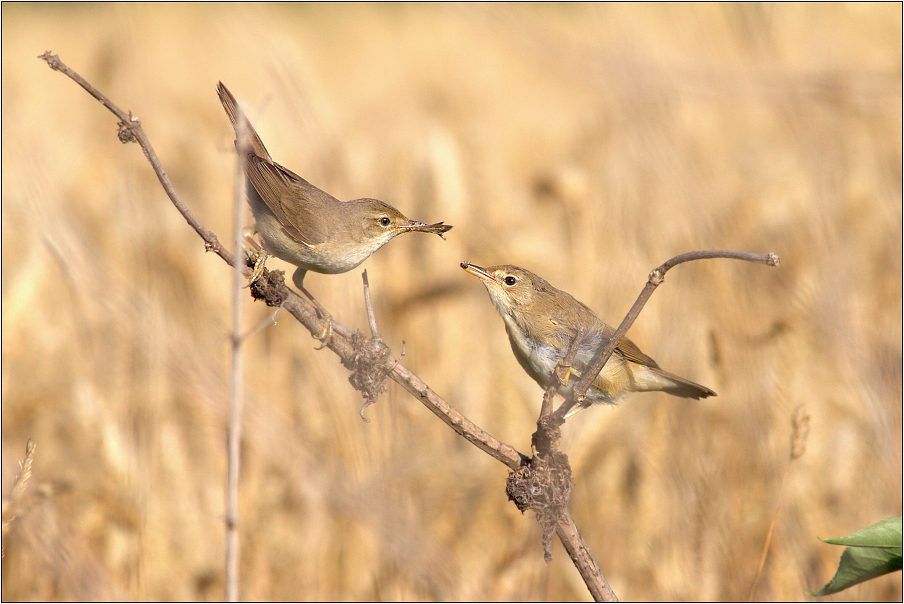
[38,52,229,264]
[225,117,249,602]
[38,52,772,604]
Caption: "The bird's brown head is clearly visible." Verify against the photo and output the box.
[358,199,452,248]
[460,263,553,319]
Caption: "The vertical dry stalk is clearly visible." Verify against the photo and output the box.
[749,405,810,601]
[226,118,249,602]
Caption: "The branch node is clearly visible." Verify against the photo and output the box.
[648,267,665,285]
[386,340,406,374]
[532,412,561,457]
[767,252,781,266]
[117,113,139,144]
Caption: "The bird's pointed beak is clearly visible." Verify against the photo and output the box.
[403,220,453,239]
[460,262,496,284]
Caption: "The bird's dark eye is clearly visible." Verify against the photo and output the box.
[379,216,391,227]
[504,276,517,286]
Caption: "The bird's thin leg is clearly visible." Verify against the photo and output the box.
[553,359,574,386]
[293,268,333,349]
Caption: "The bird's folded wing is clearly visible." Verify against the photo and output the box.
[244,155,335,247]
[598,323,661,369]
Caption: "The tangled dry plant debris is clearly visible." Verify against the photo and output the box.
[343,330,392,422]
[506,450,574,563]
[245,256,287,308]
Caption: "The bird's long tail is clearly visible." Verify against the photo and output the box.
[631,364,717,399]
[216,82,272,161]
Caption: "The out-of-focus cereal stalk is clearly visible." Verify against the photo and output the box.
[749,406,810,601]
[2,439,37,558]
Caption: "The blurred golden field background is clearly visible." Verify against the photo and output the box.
[2,3,901,601]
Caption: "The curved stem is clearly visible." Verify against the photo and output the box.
[553,250,779,422]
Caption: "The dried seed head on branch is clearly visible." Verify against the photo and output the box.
[343,330,392,422]
[506,450,574,563]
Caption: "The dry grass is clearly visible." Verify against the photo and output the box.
[2,4,901,601]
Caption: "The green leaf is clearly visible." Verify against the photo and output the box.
[821,517,902,551]
[811,517,903,596]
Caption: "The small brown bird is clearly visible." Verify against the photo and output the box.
[217,83,451,314]
[462,263,715,417]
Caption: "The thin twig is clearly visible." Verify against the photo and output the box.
[38,52,229,263]
[362,270,381,340]
[534,327,585,456]
[380,352,528,469]
[38,52,624,602]
[553,250,780,422]
[237,309,280,343]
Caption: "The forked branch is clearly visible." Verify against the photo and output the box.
[39,52,600,596]
[552,250,779,423]
[41,52,778,603]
